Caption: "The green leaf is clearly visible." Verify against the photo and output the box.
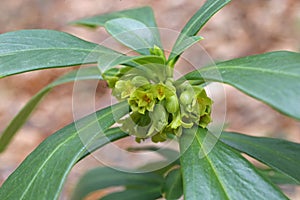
[220,132,300,184]
[71,6,162,48]
[71,167,163,200]
[98,54,165,72]
[163,168,183,200]
[127,146,179,163]
[101,188,162,200]
[126,146,180,173]
[169,0,231,62]
[71,7,158,29]
[257,168,300,185]
[0,30,119,77]
[105,18,161,55]
[48,66,102,86]
[168,36,203,66]
[98,53,167,82]
[182,51,300,120]
[179,127,288,200]
[0,67,101,153]
[0,102,129,200]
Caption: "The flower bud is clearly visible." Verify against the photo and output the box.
[102,68,120,88]
[165,95,179,113]
[147,104,168,137]
[180,90,194,105]
[150,45,165,59]
[132,76,149,87]
[105,77,119,88]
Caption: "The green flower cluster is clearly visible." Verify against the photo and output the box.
[104,67,213,142]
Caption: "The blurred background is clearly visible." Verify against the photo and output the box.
[0,0,299,199]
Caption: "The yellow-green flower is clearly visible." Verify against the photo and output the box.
[107,69,213,142]
[119,111,151,139]
[128,88,155,114]
[112,80,135,100]
[147,104,168,137]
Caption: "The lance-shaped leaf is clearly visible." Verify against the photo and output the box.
[169,0,231,62]
[0,67,101,153]
[98,53,166,82]
[98,54,165,72]
[127,146,179,164]
[101,188,162,200]
[179,127,288,200]
[105,18,161,55]
[71,167,164,200]
[257,168,300,185]
[162,168,183,200]
[71,6,157,28]
[0,102,129,200]
[71,6,162,48]
[0,30,120,77]
[125,147,180,173]
[220,132,300,184]
[167,35,204,67]
[181,51,300,120]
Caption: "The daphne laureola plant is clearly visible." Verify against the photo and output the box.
[0,0,299,199]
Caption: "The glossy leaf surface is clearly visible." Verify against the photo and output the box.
[163,168,183,200]
[0,102,129,200]
[71,6,162,48]
[169,0,231,62]
[168,36,203,67]
[0,67,102,153]
[71,167,163,200]
[0,30,118,77]
[127,146,179,163]
[101,188,161,200]
[257,168,300,185]
[182,51,300,119]
[72,7,158,30]
[98,54,165,72]
[221,132,300,184]
[105,18,161,55]
[179,127,288,200]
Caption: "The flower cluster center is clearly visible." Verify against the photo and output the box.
[103,65,213,142]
